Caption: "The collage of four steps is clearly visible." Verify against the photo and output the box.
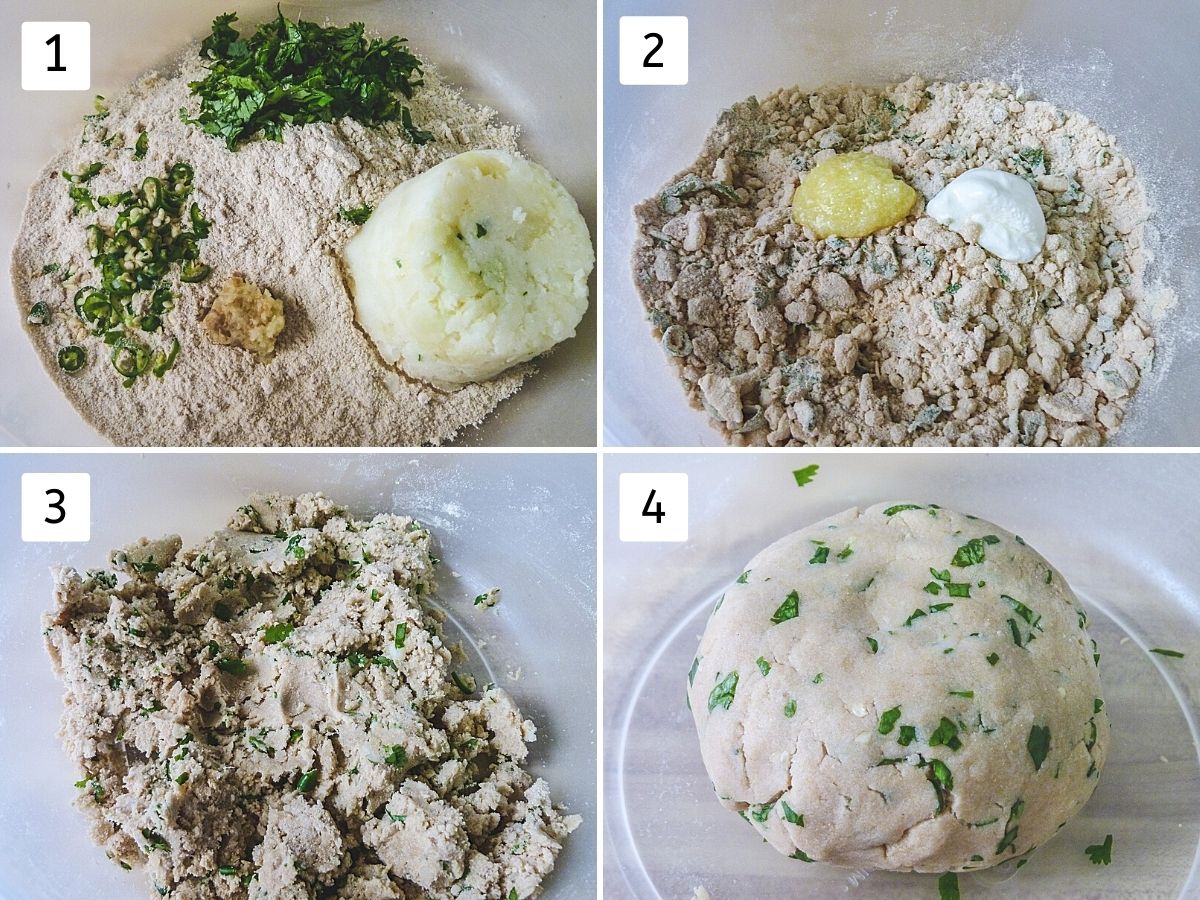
[2,1,1198,899]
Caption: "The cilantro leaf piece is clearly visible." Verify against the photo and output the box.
[262,622,293,644]
[866,636,879,654]
[1150,647,1184,658]
[687,657,699,686]
[938,872,960,900]
[928,717,962,751]
[779,801,804,826]
[771,590,800,625]
[792,464,819,486]
[185,11,428,151]
[756,656,771,677]
[897,724,916,746]
[340,204,374,225]
[878,706,901,735]
[736,569,751,584]
[996,799,1024,854]
[883,504,923,516]
[952,535,1000,567]
[708,672,738,712]
[1027,724,1050,771]
[790,849,814,862]
[783,698,796,718]
[1085,833,1113,865]
[925,759,954,813]
[809,545,830,565]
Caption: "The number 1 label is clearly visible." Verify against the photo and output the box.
[620,473,688,542]
[22,22,90,91]
[618,16,688,86]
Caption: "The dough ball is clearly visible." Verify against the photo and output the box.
[342,149,594,387]
[687,502,1108,873]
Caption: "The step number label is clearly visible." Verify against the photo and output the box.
[22,473,91,542]
[619,16,687,85]
[22,22,91,91]
[620,473,688,542]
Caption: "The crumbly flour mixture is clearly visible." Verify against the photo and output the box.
[632,77,1174,446]
[44,493,578,899]
[13,49,527,446]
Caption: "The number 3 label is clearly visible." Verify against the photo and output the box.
[22,22,91,91]
[619,16,688,86]
[21,473,91,541]
[620,473,688,542]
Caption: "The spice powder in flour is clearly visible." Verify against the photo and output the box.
[632,77,1174,447]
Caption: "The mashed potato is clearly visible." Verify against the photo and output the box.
[342,150,593,387]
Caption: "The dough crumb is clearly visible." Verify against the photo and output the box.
[43,493,577,899]
[474,587,502,609]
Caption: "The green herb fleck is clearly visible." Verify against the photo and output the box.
[216,657,249,676]
[878,706,902,735]
[1085,833,1113,865]
[295,769,317,793]
[938,872,960,900]
[1027,724,1050,771]
[133,131,149,160]
[262,622,293,644]
[1150,647,1185,658]
[952,535,1000,567]
[996,799,1024,854]
[736,569,750,584]
[792,464,820,487]
[784,698,797,718]
[986,652,1000,666]
[383,744,407,768]
[780,800,804,826]
[883,504,923,516]
[771,590,800,624]
[708,672,738,711]
[866,636,879,654]
[897,724,917,746]
[790,849,814,862]
[756,656,771,676]
[340,204,374,225]
[929,717,962,751]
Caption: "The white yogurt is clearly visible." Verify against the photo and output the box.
[926,168,1047,263]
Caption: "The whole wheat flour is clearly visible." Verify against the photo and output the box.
[44,492,580,899]
[12,48,530,446]
[632,77,1175,446]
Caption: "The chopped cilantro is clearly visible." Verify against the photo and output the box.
[986,652,1000,666]
[809,545,830,565]
[340,204,374,225]
[928,717,961,751]
[951,535,1000,567]
[866,636,879,654]
[708,672,738,711]
[784,698,797,718]
[756,656,771,676]
[878,706,902,735]
[771,590,800,624]
[1085,833,1113,865]
[736,569,750,584]
[938,872,960,900]
[792,464,819,486]
[394,622,408,649]
[1027,724,1050,771]
[897,724,917,746]
[779,800,804,825]
[883,504,923,516]
[185,11,428,151]
[262,622,293,644]
[1150,647,1184,658]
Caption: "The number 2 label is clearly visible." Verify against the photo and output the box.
[21,473,91,541]
[619,17,688,86]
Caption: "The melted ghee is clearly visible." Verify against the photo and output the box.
[791,151,917,239]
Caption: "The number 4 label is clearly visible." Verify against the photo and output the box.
[21,473,91,542]
[618,16,688,86]
[619,473,688,542]
[22,22,91,91]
